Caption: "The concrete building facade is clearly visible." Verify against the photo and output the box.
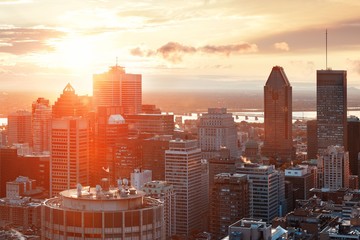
[165,139,204,237]
[50,117,89,196]
[42,185,164,239]
[198,108,238,160]
[236,163,285,223]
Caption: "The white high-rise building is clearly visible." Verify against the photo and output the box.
[130,169,152,189]
[236,163,285,223]
[50,117,89,196]
[142,180,176,239]
[32,98,52,154]
[165,139,205,237]
[319,145,349,190]
[198,108,238,159]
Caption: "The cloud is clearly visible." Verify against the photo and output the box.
[0,0,31,4]
[157,42,196,63]
[130,41,258,63]
[0,27,65,55]
[253,18,360,53]
[348,59,360,75]
[274,42,290,51]
[200,44,257,55]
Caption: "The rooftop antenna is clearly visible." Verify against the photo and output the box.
[326,29,328,70]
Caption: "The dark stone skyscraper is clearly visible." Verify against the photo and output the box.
[316,70,347,153]
[262,66,293,161]
[347,116,360,175]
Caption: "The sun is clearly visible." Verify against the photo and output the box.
[52,35,95,71]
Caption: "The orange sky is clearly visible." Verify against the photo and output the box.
[1,0,360,95]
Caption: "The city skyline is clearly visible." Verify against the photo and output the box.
[0,1,360,96]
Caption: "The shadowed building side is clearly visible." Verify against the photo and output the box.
[316,69,347,154]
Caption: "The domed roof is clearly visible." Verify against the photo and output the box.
[108,114,125,124]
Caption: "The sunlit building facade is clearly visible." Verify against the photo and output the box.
[32,97,52,154]
[95,106,128,184]
[7,110,32,147]
[262,66,293,162]
[125,114,174,137]
[50,117,89,196]
[93,66,142,115]
[52,83,88,118]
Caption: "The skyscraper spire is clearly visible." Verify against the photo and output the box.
[326,29,328,69]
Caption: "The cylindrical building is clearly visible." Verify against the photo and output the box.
[41,184,164,239]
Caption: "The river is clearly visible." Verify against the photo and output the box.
[176,110,360,123]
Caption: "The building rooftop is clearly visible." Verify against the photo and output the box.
[230,218,271,229]
[44,184,162,212]
[59,185,145,201]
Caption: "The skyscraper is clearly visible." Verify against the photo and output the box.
[142,135,172,181]
[284,165,315,201]
[209,173,249,239]
[7,110,32,147]
[142,180,176,239]
[198,108,238,159]
[316,69,347,153]
[95,106,128,184]
[93,66,142,115]
[347,116,360,175]
[319,145,349,190]
[125,113,174,136]
[306,120,318,160]
[32,97,52,154]
[262,66,293,162]
[165,139,204,237]
[236,163,285,223]
[50,117,89,196]
[52,83,88,118]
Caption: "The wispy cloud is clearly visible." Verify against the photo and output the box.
[0,0,32,4]
[274,42,290,51]
[348,59,360,75]
[130,42,257,63]
[0,26,65,55]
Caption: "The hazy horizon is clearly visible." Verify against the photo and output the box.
[2,84,360,115]
[1,1,360,95]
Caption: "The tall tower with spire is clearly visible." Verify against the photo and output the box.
[316,69,347,153]
[262,66,294,162]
